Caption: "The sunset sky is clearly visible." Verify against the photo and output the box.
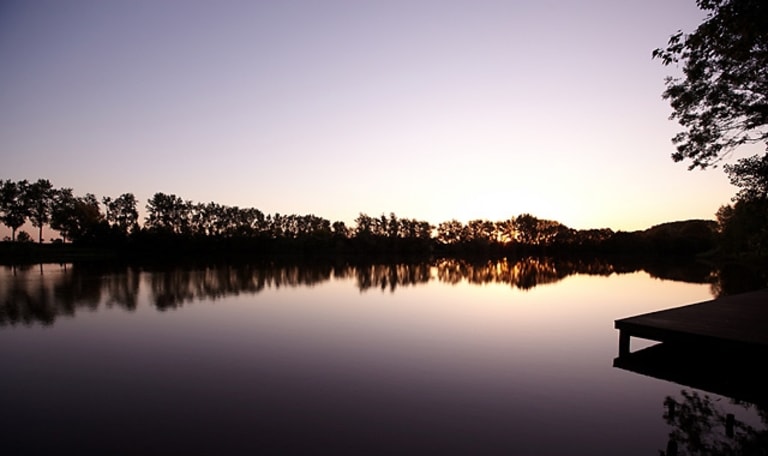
[0,0,745,234]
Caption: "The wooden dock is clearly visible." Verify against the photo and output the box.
[614,288,768,357]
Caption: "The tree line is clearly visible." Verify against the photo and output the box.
[0,177,726,259]
[0,178,139,244]
[4,1,768,259]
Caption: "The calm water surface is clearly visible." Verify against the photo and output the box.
[0,260,764,455]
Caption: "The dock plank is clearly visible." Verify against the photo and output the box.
[614,288,768,355]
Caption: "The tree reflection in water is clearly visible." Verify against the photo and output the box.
[0,256,757,326]
[0,263,58,325]
[661,390,768,456]
[354,263,431,292]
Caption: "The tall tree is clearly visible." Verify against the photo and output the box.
[719,153,768,255]
[103,193,139,236]
[716,197,768,256]
[653,0,768,170]
[50,188,76,242]
[145,193,191,235]
[50,190,104,243]
[354,213,374,238]
[514,214,540,245]
[0,179,30,241]
[437,219,465,245]
[26,179,54,243]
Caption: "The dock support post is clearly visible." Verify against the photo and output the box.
[619,330,630,356]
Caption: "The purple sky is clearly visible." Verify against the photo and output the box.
[0,0,745,235]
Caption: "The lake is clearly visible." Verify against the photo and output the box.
[1,258,765,455]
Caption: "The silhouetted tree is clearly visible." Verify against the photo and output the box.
[538,219,570,246]
[386,213,399,239]
[72,193,105,243]
[724,153,768,202]
[103,193,139,237]
[251,208,268,237]
[50,190,104,243]
[495,218,516,244]
[716,198,768,256]
[354,213,374,238]
[145,192,191,235]
[654,1,768,259]
[654,0,768,170]
[50,188,75,242]
[514,213,541,245]
[466,219,495,244]
[573,228,614,248]
[332,221,349,238]
[26,178,54,243]
[276,213,288,238]
[437,219,465,245]
[0,179,31,241]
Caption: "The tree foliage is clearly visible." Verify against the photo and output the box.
[50,189,104,243]
[103,193,139,236]
[653,0,768,170]
[0,179,30,241]
[716,198,768,256]
[724,153,768,201]
[26,179,54,243]
[145,193,191,235]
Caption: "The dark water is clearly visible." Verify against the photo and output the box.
[0,260,765,455]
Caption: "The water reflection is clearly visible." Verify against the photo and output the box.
[614,340,768,455]
[435,256,616,288]
[662,390,768,456]
[354,262,432,292]
[0,257,761,456]
[0,257,754,326]
[1,266,58,326]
